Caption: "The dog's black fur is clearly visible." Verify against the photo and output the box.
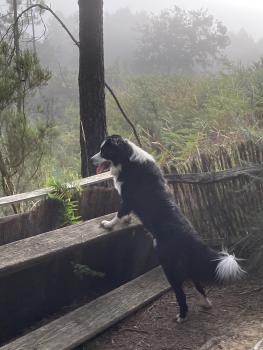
[91,135,244,321]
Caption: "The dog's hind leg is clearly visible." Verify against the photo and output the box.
[163,269,188,322]
[173,283,188,323]
[193,281,212,309]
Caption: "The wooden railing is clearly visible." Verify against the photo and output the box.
[0,171,113,208]
[0,164,263,209]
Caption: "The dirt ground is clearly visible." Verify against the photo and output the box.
[86,274,263,350]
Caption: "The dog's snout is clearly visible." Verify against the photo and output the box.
[91,152,104,165]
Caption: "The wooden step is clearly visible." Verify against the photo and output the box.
[0,213,156,346]
[0,213,141,277]
[0,266,170,350]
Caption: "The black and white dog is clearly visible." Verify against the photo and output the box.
[91,135,244,322]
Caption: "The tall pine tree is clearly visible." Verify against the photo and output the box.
[0,0,51,211]
[79,0,106,177]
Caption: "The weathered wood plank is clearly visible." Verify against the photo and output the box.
[1,164,262,208]
[0,205,226,279]
[0,213,141,277]
[0,266,170,350]
[0,172,113,207]
[166,164,263,184]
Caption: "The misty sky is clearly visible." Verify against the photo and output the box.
[46,0,263,39]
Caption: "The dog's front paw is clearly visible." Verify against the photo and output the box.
[100,220,115,229]
[122,215,132,225]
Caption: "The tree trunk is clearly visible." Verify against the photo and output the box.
[0,150,19,213]
[78,0,106,177]
[13,0,23,114]
[28,0,37,55]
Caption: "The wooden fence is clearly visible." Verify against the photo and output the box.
[0,140,263,247]
[166,140,263,244]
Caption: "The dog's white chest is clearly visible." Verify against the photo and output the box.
[113,178,122,195]
[111,164,122,195]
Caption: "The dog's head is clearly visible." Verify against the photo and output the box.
[91,135,155,174]
[91,135,132,174]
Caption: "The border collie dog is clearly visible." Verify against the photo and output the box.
[91,135,244,322]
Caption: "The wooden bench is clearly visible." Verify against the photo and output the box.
[0,213,141,278]
[0,213,159,346]
[0,211,221,279]
[0,266,169,350]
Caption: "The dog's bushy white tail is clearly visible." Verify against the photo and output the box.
[215,251,245,282]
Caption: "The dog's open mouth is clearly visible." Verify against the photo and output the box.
[96,161,111,175]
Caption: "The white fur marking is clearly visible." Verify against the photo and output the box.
[101,214,120,229]
[110,164,122,177]
[122,215,132,224]
[202,297,212,309]
[215,250,245,281]
[254,338,263,350]
[111,164,122,194]
[91,152,106,166]
[176,314,187,323]
[127,140,155,163]
[101,214,131,229]
[113,178,122,195]
[100,140,106,149]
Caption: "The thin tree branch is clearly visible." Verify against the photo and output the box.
[105,82,142,147]
[14,4,79,46]
[9,3,142,147]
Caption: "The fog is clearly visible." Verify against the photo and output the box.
[47,0,263,39]
[2,0,263,203]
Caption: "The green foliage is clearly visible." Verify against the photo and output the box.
[0,37,52,197]
[1,2,263,202]
[0,44,50,111]
[42,102,80,180]
[106,61,263,165]
[135,6,229,74]
[0,42,18,110]
[0,0,56,203]
[75,343,96,350]
[47,176,81,227]
[17,50,51,89]
[72,263,105,280]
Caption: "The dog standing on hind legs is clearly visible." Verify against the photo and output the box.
[91,135,245,323]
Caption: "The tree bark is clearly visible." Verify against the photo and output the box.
[13,0,23,114]
[28,0,37,55]
[0,150,19,213]
[79,0,106,177]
